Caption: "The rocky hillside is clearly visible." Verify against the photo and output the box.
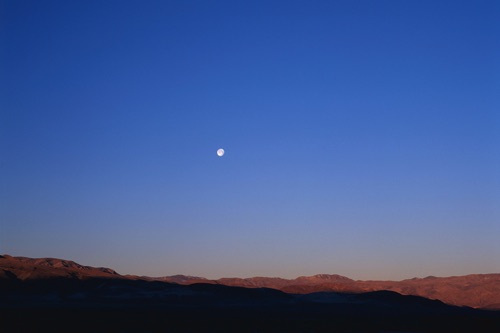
[2,254,499,309]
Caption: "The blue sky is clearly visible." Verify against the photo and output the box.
[1,0,499,280]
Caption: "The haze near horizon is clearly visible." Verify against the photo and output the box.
[1,0,499,281]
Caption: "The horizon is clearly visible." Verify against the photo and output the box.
[3,252,500,282]
[1,0,499,282]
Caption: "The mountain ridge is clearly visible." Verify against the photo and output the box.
[2,254,499,309]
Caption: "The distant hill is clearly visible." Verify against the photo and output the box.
[2,254,499,309]
[0,254,120,280]
[156,272,500,310]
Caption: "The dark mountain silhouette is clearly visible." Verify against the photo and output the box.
[1,254,499,332]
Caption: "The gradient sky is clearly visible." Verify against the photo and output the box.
[1,0,499,280]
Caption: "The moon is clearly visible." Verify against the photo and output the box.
[217,148,225,157]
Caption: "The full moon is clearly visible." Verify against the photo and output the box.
[217,148,225,157]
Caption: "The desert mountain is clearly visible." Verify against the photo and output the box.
[152,272,500,309]
[2,254,499,309]
[0,254,120,280]
[3,254,500,333]
[139,274,210,284]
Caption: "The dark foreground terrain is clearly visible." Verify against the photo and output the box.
[1,255,499,332]
[2,277,500,333]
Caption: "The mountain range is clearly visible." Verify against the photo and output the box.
[2,254,499,309]
[144,273,500,309]
[2,254,500,332]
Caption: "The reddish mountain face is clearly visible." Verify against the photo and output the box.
[143,274,500,310]
[276,275,500,309]
[139,274,211,284]
[1,254,499,310]
[0,254,120,280]
[215,274,354,289]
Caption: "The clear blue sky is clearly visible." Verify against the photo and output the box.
[1,0,499,280]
